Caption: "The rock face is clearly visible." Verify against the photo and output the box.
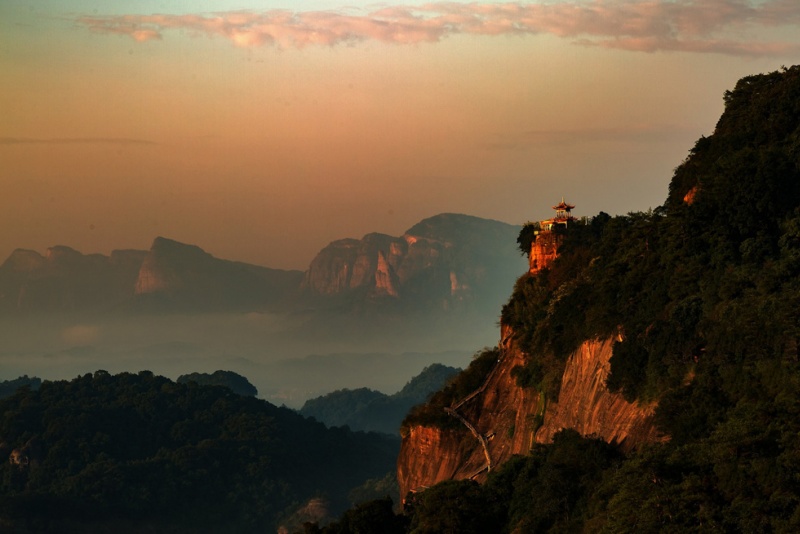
[534,337,664,448]
[397,325,664,499]
[303,233,403,297]
[528,232,563,273]
[303,214,524,310]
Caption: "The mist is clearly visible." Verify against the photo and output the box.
[0,309,500,408]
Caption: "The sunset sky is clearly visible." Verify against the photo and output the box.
[3,1,800,269]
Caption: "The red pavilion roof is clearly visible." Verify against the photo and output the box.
[552,199,575,211]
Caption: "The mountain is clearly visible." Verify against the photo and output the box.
[0,246,145,313]
[0,238,303,314]
[132,237,303,312]
[379,66,800,532]
[0,214,523,318]
[302,213,523,312]
[299,363,460,434]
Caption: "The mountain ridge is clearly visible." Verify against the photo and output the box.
[0,213,524,318]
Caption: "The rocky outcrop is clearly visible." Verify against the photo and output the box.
[134,237,210,295]
[529,232,563,273]
[373,250,399,297]
[397,325,664,499]
[1,249,48,273]
[397,426,477,497]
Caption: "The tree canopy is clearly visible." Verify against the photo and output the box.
[0,371,398,533]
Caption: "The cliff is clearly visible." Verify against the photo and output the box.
[397,325,664,499]
[534,336,664,448]
[528,231,562,273]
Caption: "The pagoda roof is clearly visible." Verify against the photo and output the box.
[552,199,575,211]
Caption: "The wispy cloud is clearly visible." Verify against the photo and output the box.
[76,1,800,56]
[0,137,156,146]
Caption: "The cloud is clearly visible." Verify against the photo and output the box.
[0,137,157,146]
[75,1,800,56]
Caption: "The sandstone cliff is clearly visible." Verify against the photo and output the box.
[529,232,562,273]
[397,325,664,499]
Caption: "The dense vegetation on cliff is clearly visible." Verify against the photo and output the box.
[320,66,800,532]
[0,371,398,533]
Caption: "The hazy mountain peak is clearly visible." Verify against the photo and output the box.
[1,249,46,272]
[44,245,85,266]
[149,236,210,258]
[404,213,518,244]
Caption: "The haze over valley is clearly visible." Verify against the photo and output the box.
[0,213,524,406]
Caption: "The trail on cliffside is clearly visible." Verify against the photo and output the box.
[444,350,506,476]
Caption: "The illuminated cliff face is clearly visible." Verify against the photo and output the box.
[528,232,562,274]
[397,326,665,499]
[533,337,665,449]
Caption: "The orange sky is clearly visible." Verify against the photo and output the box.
[2,1,800,269]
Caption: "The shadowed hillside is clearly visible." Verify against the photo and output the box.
[0,371,398,533]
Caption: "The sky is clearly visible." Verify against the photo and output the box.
[2,0,800,270]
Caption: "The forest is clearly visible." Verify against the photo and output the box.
[0,371,398,532]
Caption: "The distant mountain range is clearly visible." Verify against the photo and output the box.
[0,213,524,317]
[299,363,460,434]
